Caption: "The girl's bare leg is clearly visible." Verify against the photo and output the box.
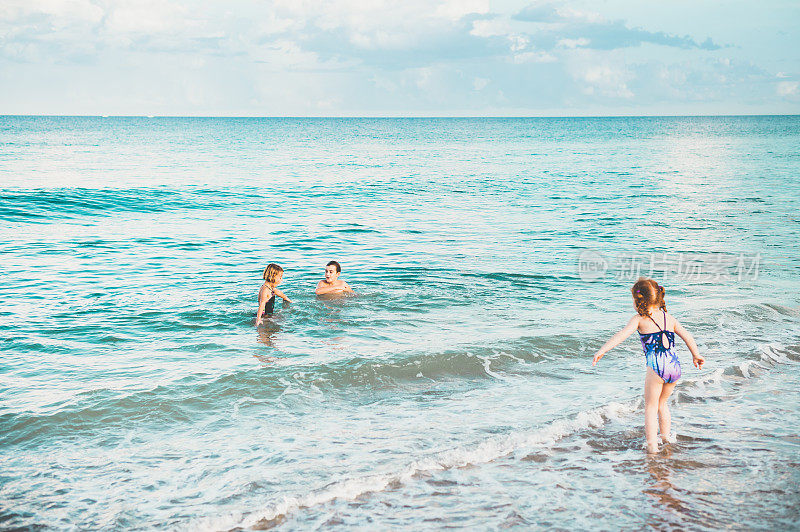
[644,368,664,453]
[658,381,677,443]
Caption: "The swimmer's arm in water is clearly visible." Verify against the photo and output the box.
[674,320,703,369]
[592,314,640,366]
[315,280,332,295]
[315,280,351,295]
[273,288,292,303]
[256,285,272,324]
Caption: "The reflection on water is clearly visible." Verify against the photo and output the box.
[256,320,282,349]
[253,353,280,365]
[644,449,690,523]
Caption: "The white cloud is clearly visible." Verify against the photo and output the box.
[274,0,444,39]
[257,11,299,36]
[0,0,103,23]
[349,30,412,49]
[470,18,550,62]
[371,75,398,92]
[2,42,40,62]
[473,77,490,90]
[509,35,530,52]
[658,64,687,86]
[315,97,340,110]
[558,38,590,49]
[252,39,322,70]
[585,66,633,97]
[570,57,634,98]
[777,81,798,97]
[555,6,603,24]
[435,0,489,21]
[512,50,556,63]
[512,2,603,24]
[470,19,510,38]
[0,0,797,115]
[414,66,435,90]
[103,1,189,34]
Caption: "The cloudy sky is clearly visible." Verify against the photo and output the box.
[1,0,798,116]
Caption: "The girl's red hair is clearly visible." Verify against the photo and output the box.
[631,278,666,316]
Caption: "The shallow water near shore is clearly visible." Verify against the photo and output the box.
[1,116,799,530]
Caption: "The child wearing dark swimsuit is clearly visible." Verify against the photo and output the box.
[256,263,292,325]
[591,278,704,453]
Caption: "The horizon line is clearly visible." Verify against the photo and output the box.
[2,113,799,119]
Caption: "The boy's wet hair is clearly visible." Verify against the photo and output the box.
[631,277,667,316]
[263,263,284,284]
[326,260,341,273]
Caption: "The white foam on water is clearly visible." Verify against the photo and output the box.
[194,342,800,531]
[231,396,258,420]
[682,367,725,398]
[192,398,640,531]
[479,355,504,379]
[760,342,791,365]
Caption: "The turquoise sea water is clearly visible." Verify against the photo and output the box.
[1,116,799,530]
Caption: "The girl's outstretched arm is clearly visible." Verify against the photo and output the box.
[274,288,292,303]
[592,315,640,366]
[674,320,704,368]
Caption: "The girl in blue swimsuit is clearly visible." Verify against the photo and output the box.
[591,278,704,453]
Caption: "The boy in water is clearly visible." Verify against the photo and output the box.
[315,261,354,295]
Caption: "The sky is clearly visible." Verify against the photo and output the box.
[1,0,798,116]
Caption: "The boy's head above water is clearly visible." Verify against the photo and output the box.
[325,261,341,282]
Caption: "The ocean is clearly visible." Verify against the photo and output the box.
[1,115,799,530]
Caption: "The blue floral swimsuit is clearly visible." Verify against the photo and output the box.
[639,312,681,383]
